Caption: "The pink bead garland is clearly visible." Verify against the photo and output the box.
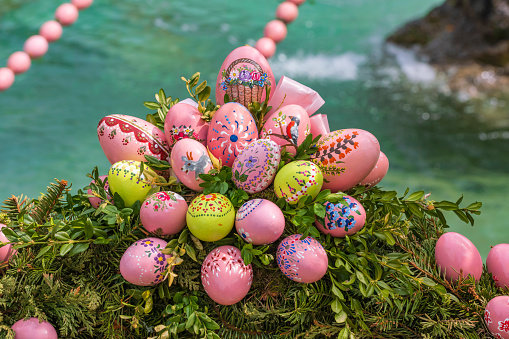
[1,1,92,91]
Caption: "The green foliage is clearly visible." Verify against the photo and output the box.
[181,73,220,122]
[144,88,180,130]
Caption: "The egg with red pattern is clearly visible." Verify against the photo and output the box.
[485,296,509,339]
[164,102,209,150]
[140,191,188,236]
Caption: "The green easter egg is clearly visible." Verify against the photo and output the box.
[186,193,235,242]
[274,160,323,205]
[108,160,152,207]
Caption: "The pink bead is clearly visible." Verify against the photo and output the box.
[288,0,306,5]
[39,20,63,42]
[255,37,276,59]
[263,20,288,43]
[0,68,15,92]
[7,51,31,74]
[276,1,299,23]
[23,35,49,59]
[71,0,93,10]
[55,3,79,26]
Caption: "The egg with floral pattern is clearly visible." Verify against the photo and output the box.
[232,139,281,194]
[261,105,311,155]
[274,160,323,205]
[201,245,253,305]
[140,191,188,235]
[207,103,258,167]
[485,296,509,339]
[170,138,213,191]
[186,193,235,242]
[87,175,111,208]
[315,195,366,237]
[276,234,328,283]
[108,160,152,207]
[119,238,169,286]
[215,45,276,109]
[487,244,509,290]
[164,102,209,150]
[235,199,285,245]
[311,129,380,192]
[98,114,169,165]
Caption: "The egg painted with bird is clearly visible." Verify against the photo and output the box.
[484,296,509,339]
[164,102,209,150]
[232,139,281,194]
[216,45,276,109]
[98,114,169,165]
[261,105,310,155]
[140,191,188,236]
[119,238,169,286]
[108,160,152,207]
[311,129,380,192]
[170,138,213,191]
[274,160,323,204]
[315,195,366,237]
[207,102,258,167]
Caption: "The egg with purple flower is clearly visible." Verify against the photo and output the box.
[119,238,169,286]
[315,195,366,237]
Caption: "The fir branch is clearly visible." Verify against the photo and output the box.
[30,179,70,224]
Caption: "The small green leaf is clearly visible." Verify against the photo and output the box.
[405,190,424,202]
[185,243,197,262]
[195,81,207,94]
[68,243,90,256]
[36,245,52,259]
[313,203,326,218]
[331,299,342,313]
[60,243,74,256]
[466,201,482,211]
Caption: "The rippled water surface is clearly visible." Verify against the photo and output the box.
[1,0,507,258]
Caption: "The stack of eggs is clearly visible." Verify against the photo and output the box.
[93,45,390,305]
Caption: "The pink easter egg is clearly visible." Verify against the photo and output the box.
[485,296,509,339]
[23,35,49,59]
[359,151,389,188]
[201,246,253,305]
[55,3,79,26]
[97,114,169,165]
[120,238,169,286]
[315,195,366,237]
[264,20,288,43]
[311,129,380,192]
[140,191,188,235]
[170,138,212,191]
[277,234,328,283]
[0,224,15,264]
[87,175,111,208]
[7,51,31,74]
[255,37,276,59]
[39,20,63,43]
[487,243,509,289]
[435,232,483,283]
[71,0,94,10]
[235,199,285,245]
[288,0,306,5]
[11,318,58,339]
[232,139,281,194]
[276,2,299,23]
[216,45,276,109]
[0,68,15,91]
[261,104,310,155]
[208,103,258,167]
[164,102,209,150]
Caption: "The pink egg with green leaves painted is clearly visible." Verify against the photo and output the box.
[315,195,366,237]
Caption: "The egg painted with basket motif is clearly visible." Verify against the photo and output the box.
[216,45,276,109]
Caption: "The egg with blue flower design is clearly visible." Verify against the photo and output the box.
[315,195,366,237]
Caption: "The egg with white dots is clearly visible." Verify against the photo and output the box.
[207,102,258,167]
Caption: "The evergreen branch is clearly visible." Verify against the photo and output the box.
[1,194,31,221]
[30,179,70,224]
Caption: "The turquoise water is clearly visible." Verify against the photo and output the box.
[1,0,507,259]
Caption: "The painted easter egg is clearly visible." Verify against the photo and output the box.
[359,151,389,188]
[11,317,58,339]
[216,45,276,109]
[485,296,509,339]
[207,102,258,167]
[119,238,169,286]
[311,129,380,192]
[235,199,285,245]
[87,175,111,208]
[487,244,509,290]
[201,245,253,305]
[277,234,328,283]
[108,160,152,207]
[97,114,169,165]
[435,232,483,283]
[316,195,366,237]
[274,160,323,204]
[140,191,188,235]
[164,102,209,150]
[261,105,311,155]
[170,138,212,191]
[0,224,15,264]
[186,193,235,242]
[232,139,281,194]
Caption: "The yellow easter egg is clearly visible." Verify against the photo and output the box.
[108,160,152,207]
[274,160,323,204]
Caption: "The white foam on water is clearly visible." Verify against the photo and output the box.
[385,43,436,84]
[270,52,368,81]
